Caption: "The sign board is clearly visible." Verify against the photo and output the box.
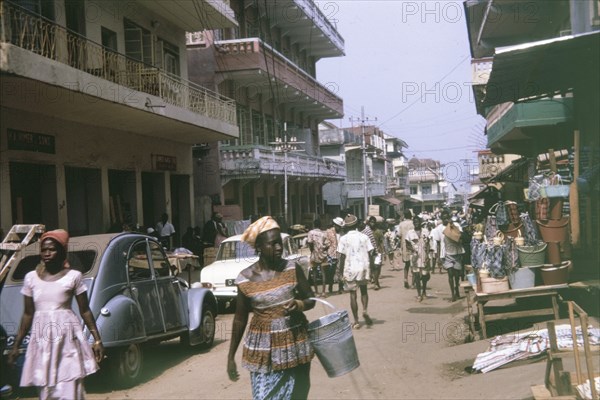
[152,154,177,171]
[7,129,55,154]
[368,205,380,216]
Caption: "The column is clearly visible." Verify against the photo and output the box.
[100,166,111,231]
[56,163,68,229]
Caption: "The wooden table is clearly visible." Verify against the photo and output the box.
[471,284,568,339]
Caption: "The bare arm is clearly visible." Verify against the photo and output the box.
[227,291,250,381]
[76,292,104,363]
[7,295,34,367]
[294,263,316,311]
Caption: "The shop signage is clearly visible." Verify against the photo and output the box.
[152,154,177,171]
[368,205,380,216]
[7,129,55,154]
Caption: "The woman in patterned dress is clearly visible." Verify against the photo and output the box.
[7,229,103,399]
[227,217,316,400]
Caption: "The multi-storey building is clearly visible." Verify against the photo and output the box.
[406,157,446,213]
[187,0,345,226]
[321,125,401,219]
[0,0,238,238]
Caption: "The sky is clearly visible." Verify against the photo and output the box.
[316,0,487,165]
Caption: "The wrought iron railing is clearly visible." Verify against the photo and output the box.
[1,0,236,125]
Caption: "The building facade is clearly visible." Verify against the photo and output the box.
[406,157,446,213]
[187,0,345,226]
[0,0,239,239]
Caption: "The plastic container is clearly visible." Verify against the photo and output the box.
[540,261,570,285]
[517,242,547,267]
[481,276,509,293]
[307,298,360,378]
[509,267,536,289]
[537,218,569,243]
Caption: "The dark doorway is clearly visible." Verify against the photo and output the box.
[9,162,58,229]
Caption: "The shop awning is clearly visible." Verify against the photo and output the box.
[378,196,402,206]
[468,185,500,201]
[483,31,600,107]
[484,157,531,184]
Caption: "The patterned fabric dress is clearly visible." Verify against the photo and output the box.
[235,260,314,400]
[20,268,99,399]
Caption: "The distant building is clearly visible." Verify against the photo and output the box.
[406,157,446,213]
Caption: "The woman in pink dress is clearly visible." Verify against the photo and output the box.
[7,229,103,399]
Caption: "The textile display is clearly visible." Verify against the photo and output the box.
[470,239,487,270]
[502,239,520,273]
[520,212,541,244]
[484,244,506,278]
[484,215,498,240]
[528,176,544,201]
[489,201,509,226]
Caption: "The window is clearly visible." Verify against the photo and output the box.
[124,19,153,65]
[410,186,418,195]
[128,241,151,281]
[421,184,432,195]
[161,40,180,76]
[101,27,118,51]
[149,241,171,277]
[12,250,96,281]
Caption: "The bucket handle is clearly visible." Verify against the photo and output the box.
[309,297,337,311]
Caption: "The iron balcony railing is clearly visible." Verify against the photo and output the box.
[0,0,236,125]
[220,145,346,181]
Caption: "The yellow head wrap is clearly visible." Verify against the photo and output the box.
[241,216,280,248]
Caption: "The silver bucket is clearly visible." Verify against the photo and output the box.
[307,298,360,378]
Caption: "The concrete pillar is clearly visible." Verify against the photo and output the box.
[164,172,172,218]
[0,157,12,234]
[56,163,68,229]
[135,168,143,226]
[100,166,110,232]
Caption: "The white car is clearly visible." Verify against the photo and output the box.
[200,233,307,309]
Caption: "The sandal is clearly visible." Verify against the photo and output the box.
[352,322,361,330]
[363,312,373,326]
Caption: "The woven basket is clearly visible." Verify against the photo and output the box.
[517,242,547,267]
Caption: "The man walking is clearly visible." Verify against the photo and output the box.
[397,210,415,289]
[307,219,330,297]
[338,214,374,329]
[325,217,344,295]
[156,213,176,250]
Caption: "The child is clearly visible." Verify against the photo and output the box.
[406,216,431,302]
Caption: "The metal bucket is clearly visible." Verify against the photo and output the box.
[307,298,360,378]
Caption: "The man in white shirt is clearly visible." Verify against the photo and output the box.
[338,214,374,329]
[156,213,176,250]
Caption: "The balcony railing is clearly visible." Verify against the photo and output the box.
[1,0,236,125]
[345,181,386,199]
[215,38,342,110]
[220,145,346,181]
[294,0,344,51]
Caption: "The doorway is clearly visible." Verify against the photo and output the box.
[142,172,165,229]
[65,167,102,236]
[9,162,58,229]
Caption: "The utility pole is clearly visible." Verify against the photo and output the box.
[350,107,377,219]
[269,123,304,225]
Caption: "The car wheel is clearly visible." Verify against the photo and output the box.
[199,307,216,349]
[112,343,143,387]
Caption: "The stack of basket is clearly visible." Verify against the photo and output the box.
[536,196,571,285]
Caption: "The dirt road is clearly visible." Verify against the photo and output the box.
[86,266,551,399]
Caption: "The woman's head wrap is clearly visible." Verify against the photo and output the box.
[241,216,280,248]
[40,229,69,252]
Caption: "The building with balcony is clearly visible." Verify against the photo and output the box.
[187,0,345,225]
[464,0,599,278]
[319,124,403,219]
[406,157,446,213]
[0,0,238,238]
